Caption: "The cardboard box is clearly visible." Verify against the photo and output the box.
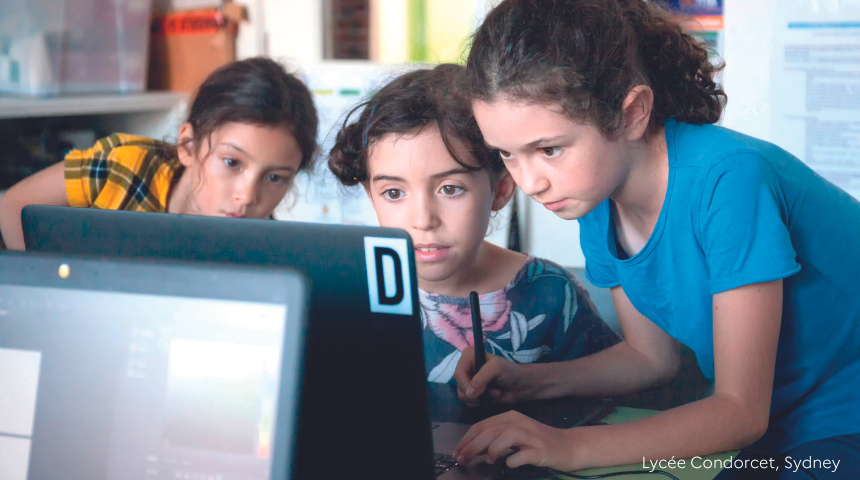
[148,2,246,92]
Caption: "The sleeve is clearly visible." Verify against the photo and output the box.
[699,153,801,294]
[64,135,117,208]
[516,259,621,363]
[551,271,622,361]
[578,202,621,288]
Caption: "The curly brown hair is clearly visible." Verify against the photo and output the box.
[328,64,502,187]
[464,0,726,138]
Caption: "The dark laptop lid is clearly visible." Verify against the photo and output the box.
[22,206,436,480]
[0,251,307,480]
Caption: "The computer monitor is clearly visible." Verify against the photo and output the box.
[22,206,435,480]
[0,252,308,480]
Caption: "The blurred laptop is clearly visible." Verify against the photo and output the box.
[0,251,307,480]
[21,205,613,479]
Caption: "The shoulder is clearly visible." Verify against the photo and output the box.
[510,257,589,299]
[64,134,181,211]
[672,120,794,178]
[66,134,178,170]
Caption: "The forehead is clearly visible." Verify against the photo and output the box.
[367,126,477,178]
[209,122,302,166]
[472,99,583,144]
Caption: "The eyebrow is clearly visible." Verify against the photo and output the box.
[486,135,568,151]
[222,142,297,173]
[222,142,251,157]
[371,167,472,184]
[524,135,568,149]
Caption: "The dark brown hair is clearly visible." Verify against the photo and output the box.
[184,57,319,171]
[328,64,501,186]
[464,0,726,138]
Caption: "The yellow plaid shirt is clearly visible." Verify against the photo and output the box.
[65,134,184,212]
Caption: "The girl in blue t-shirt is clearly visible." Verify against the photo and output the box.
[452,0,860,476]
[327,64,619,384]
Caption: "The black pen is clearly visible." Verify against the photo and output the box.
[469,291,489,410]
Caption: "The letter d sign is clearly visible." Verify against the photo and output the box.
[364,237,413,315]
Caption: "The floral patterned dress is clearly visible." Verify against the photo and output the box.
[421,256,621,383]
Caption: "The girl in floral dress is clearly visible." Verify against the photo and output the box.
[328,64,619,383]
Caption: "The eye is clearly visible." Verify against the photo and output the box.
[540,147,561,158]
[267,174,289,184]
[223,158,240,169]
[439,185,464,197]
[497,149,513,160]
[383,189,403,201]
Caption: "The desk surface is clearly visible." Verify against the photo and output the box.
[570,407,735,480]
[427,367,725,480]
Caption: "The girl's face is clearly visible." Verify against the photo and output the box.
[365,126,512,287]
[472,98,629,220]
[177,122,303,219]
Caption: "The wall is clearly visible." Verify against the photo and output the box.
[260,0,781,268]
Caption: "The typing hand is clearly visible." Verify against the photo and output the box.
[452,411,582,470]
[454,347,535,406]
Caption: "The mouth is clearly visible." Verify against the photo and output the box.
[541,199,567,211]
[413,244,451,262]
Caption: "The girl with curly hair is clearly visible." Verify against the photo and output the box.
[453,0,860,476]
[329,64,619,385]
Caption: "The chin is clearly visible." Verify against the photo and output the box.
[416,265,458,286]
[555,202,601,221]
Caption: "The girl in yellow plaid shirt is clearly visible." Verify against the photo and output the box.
[0,57,319,250]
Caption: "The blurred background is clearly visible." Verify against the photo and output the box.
[0,0,857,269]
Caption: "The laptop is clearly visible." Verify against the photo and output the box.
[0,251,308,480]
[22,205,614,479]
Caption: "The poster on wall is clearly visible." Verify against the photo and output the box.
[665,0,724,73]
[771,0,860,200]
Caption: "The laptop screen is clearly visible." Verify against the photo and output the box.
[0,284,288,480]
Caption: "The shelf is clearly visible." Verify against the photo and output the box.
[0,91,188,120]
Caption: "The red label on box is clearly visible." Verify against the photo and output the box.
[152,11,226,36]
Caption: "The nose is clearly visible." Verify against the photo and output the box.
[409,192,439,232]
[233,176,259,206]
[512,158,550,198]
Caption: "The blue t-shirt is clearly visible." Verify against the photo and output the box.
[579,118,860,452]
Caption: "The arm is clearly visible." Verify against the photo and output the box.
[454,280,782,471]
[0,161,70,250]
[455,285,681,404]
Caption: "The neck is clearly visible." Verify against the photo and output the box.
[610,125,669,223]
[166,169,192,214]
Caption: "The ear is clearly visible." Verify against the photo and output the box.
[620,85,654,141]
[491,169,517,212]
[177,122,196,167]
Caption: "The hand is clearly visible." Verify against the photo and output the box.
[452,411,584,470]
[453,347,536,406]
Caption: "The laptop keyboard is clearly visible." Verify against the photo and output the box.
[434,453,459,476]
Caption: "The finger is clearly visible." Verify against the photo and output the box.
[453,411,521,457]
[454,424,510,465]
[489,388,517,404]
[505,448,545,469]
[486,426,531,464]
[454,348,476,399]
[467,356,504,398]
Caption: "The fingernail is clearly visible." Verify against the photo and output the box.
[466,387,476,397]
[456,455,465,464]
